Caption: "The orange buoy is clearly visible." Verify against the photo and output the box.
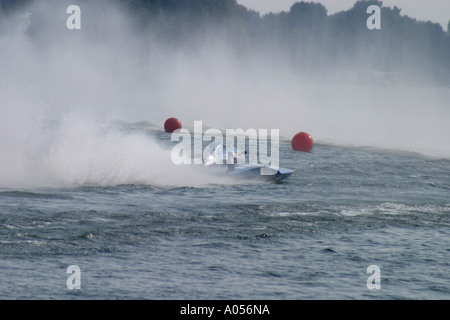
[291,132,314,152]
[164,117,182,133]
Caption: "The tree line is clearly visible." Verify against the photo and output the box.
[2,0,450,86]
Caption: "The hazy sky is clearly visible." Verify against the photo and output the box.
[237,0,450,29]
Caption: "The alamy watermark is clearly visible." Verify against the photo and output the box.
[170,121,279,172]
[367,5,381,30]
[65,4,381,31]
[366,265,381,290]
[66,5,81,30]
[66,265,81,290]
[63,264,382,292]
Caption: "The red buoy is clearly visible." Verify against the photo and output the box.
[164,117,182,133]
[291,132,314,152]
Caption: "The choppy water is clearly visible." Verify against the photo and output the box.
[0,126,449,300]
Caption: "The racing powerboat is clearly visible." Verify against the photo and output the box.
[204,143,294,181]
